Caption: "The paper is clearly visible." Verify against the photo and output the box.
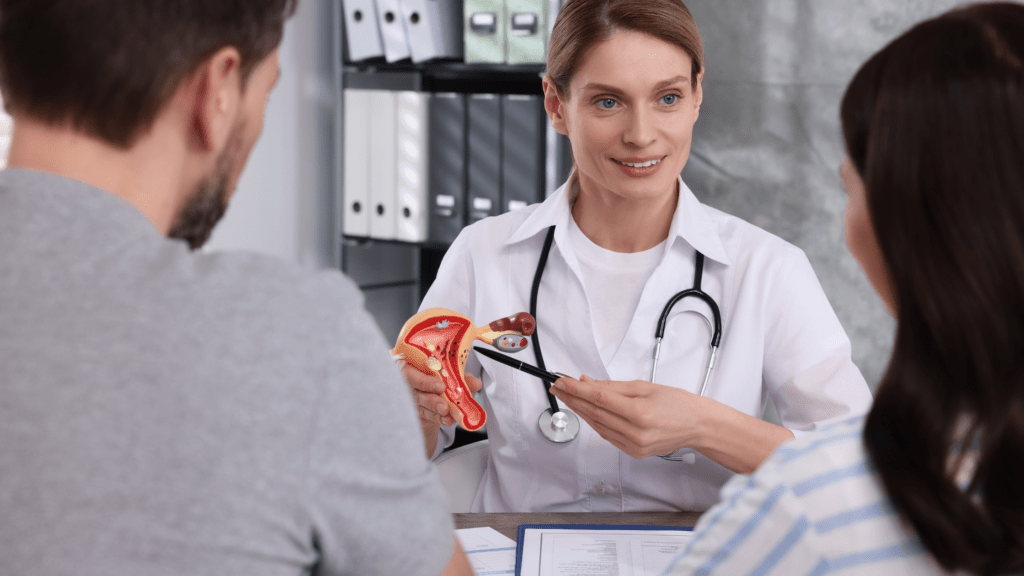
[456,527,517,576]
[519,528,694,576]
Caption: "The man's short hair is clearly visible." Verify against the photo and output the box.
[0,0,298,148]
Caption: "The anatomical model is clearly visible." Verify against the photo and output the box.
[393,308,535,430]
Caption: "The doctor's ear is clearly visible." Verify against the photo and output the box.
[542,75,570,136]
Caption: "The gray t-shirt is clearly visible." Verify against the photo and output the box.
[0,169,453,576]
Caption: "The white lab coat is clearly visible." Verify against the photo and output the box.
[421,177,872,512]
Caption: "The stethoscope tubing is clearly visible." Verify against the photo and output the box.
[527,224,724,453]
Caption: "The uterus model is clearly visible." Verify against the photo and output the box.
[393,308,535,431]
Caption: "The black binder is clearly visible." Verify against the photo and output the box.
[501,94,547,212]
[467,93,502,224]
[427,92,467,244]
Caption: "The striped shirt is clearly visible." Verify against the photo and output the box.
[663,416,955,575]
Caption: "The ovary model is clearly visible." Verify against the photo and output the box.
[393,308,535,431]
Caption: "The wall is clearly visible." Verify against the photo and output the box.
[204,0,338,271]
[682,0,973,391]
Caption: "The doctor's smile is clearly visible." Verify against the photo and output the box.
[613,155,666,177]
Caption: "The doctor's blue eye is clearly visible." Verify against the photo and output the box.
[661,94,679,105]
[597,98,617,109]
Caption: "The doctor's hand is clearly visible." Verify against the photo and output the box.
[400,362,483,458]
[550,375,707,460]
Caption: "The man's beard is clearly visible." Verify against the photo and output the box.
[168,122,245,250]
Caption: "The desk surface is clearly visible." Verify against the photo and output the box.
[454,511,703,541]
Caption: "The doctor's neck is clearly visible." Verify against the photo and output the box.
[570,174,677,253]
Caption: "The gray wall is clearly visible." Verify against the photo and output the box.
[682,0,972,390]
[206,0,337,270]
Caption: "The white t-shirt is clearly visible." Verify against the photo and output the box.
[567,215,665,363]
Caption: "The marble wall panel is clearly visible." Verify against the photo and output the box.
[681,0,983,390]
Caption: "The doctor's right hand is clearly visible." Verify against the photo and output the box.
[400,362,483,458]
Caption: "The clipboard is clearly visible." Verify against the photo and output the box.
[515,523,695,576]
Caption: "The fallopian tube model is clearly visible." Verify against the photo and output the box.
[393,308,535,431]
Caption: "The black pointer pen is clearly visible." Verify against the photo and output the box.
[473,346,568,384]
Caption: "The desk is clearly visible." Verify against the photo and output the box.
[454,512,703,541]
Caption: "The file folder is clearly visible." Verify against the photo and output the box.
[504,0,546,64]
[400,0,463,62]
[395,91,430,242]
[467,94,502,223]
[464,0,506,63]
[501,94,546,212]
[369,89,398,239]
[341,0,385,62]
[376,0,412,62]
[342,89,372,237]
[427,92,466,245]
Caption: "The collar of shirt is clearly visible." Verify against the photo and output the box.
[502,175,732,268]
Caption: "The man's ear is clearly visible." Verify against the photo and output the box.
[542,75,569,136]
[190,47,243,152]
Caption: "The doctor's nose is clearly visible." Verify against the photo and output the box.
[621,106,657,148]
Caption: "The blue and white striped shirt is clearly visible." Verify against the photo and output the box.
[663,416,954,575]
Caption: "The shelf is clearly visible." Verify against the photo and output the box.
[342,61,546,95]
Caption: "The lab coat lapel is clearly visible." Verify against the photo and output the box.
[606,178,731,383]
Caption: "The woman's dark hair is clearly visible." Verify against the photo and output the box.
[841,2,1024,574]
[0,0,298,148]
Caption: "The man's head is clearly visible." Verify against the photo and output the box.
[0,0,297,248]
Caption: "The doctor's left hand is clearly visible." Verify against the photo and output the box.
[550,375,708,460]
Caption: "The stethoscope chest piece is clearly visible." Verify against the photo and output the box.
[538,408,580,442]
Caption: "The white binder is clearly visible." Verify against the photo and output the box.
[395,91,430,242]
[464,0,505,63]
[369,90,398,240]
[505,0,546,64]
[399,0,463,62]
[376,0,412,62]
[342,89,372,237]
[341,0,385,61]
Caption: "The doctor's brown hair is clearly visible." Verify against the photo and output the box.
[0,0,298,148]
[841,2,1024,574]
[545,0,704,97]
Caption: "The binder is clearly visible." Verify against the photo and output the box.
[341,0,385,62]
[376,0,412,62]
[369,89,398,239]
[504,0,546,64]
[427,92,467,244]
[399,0,463,62]
[500,94,546,213]
[342,89,372,237]
[467,93,502,224]
[395,91,430,242]
[464,0,506,63]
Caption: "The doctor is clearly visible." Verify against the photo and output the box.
[404,0,873,512]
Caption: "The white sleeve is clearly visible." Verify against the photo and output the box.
[761,248,873,438]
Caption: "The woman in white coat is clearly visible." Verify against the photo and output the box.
[403,0,872,513]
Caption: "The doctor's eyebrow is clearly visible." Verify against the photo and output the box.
[581,75,691,96]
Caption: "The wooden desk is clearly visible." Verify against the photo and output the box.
[454,511,703,541]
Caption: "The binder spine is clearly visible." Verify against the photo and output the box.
[467,93,502,224]
[501,94,546,213]
[341,0,385,62]
[464,0,506,63]
[342,89,371,237]
[427,92,467,244]
[395,91,430,242]
[369,89,398,240]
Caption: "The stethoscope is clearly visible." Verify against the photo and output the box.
[529,225,723,463]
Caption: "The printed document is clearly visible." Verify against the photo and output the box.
[518,527,693,576]
[456,526,517,575]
